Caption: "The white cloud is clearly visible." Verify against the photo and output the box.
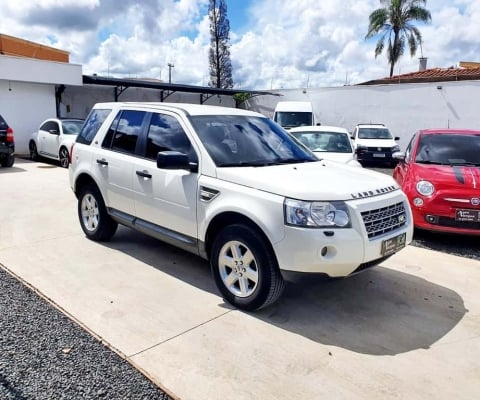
[0,0,479,89]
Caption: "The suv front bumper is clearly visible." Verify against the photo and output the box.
[274,224,412,276]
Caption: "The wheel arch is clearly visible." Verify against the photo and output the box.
[73,173,100,199]
[204,212,277,262]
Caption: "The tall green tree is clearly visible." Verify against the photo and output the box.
[366,0,432,77]
[208,0,233,88]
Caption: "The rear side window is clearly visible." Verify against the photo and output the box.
[109,110,146,155]
[76,109,112,145]
[40,121,59,132]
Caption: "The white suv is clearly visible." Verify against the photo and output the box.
[351,123,400,166]
[69,102,413,310]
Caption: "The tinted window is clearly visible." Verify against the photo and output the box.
[274,112,312,128]
[146,113,195,161]
[102,113,122,149]
[41,121,59,132]
[415,133,480,165]
[76,109,112,145]
[190,115,316,167]
[111,110,145,154]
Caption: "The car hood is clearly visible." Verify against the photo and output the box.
[413,163,480,190]
[216,160,397,201]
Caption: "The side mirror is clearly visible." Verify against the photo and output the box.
[394,136,400,141]
[392,151,406,161]
[157,151,197,172]
[49,129,60,135]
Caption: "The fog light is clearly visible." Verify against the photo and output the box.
[413,197,424,206]
[426,215,438,224]
[321,247,328,256]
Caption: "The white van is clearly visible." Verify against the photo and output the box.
[273,101,315,129]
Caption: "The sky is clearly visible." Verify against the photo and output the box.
[0,0,479,90]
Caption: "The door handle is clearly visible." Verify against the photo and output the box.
[136,170,152,179]
[96,159,108,166]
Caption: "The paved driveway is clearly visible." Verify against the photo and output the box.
[1,159,479,400]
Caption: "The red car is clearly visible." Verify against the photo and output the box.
[393,129,480,235]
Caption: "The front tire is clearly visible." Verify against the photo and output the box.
[77,184,117,241]
[210,224,285,311]
[59,147,69,168]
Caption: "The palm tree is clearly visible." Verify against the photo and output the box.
[366,0,432,77]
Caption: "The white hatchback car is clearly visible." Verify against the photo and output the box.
[289,125,362,167]
[29,118,84,168]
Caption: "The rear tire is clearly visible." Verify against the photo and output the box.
[210,224,285,311]
[0,155,14,167]
[29,141,39,161]
[77,183,117,241]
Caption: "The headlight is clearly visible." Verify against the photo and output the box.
[284,199,351,228]
[416,180,434,196]
[392,145,400,152]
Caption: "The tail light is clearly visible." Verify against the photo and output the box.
[6,127,14,143]
[69,143,75,165]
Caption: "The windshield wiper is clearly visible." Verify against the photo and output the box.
[448,161,480,167]
[217,161,279,167]
[416,160,449,165]
[217,159,314,167]
[274,158,314,165]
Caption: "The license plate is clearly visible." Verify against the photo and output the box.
[373,153,385,158]
[381,233,406,256]
[455,209,480,222]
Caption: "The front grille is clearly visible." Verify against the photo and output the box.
[436,217,480,230]
[361,201,407,239]
[366,146,392,152]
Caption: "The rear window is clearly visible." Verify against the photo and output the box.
[76,109,112,145]
[0,115,8,130]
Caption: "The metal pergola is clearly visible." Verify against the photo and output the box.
[81,75,279,106]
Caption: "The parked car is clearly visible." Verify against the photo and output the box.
[393,128,480,235]
[30,118,84,168]
[69,102,413,310]
[0,114,15,168]
[289,125,362,167]
[351,123,400,166]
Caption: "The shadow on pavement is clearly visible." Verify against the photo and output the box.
[104,227,466,357]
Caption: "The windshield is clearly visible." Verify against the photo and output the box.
[274,112,313,128]
[358,127,393,139]
[62,120,84,135]
[415,133,480,165]
[189,115,317,167]
[291,131,353,153]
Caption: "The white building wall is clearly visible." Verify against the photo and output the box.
[245,80,480,148]
[0,54,83,155]
[0,55,82,85]
[0,80,56,154]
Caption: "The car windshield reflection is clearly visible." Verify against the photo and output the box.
[189,115,317,167]
[415,133,480,165]
[290,131,353,153]
[358,128,393,139]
